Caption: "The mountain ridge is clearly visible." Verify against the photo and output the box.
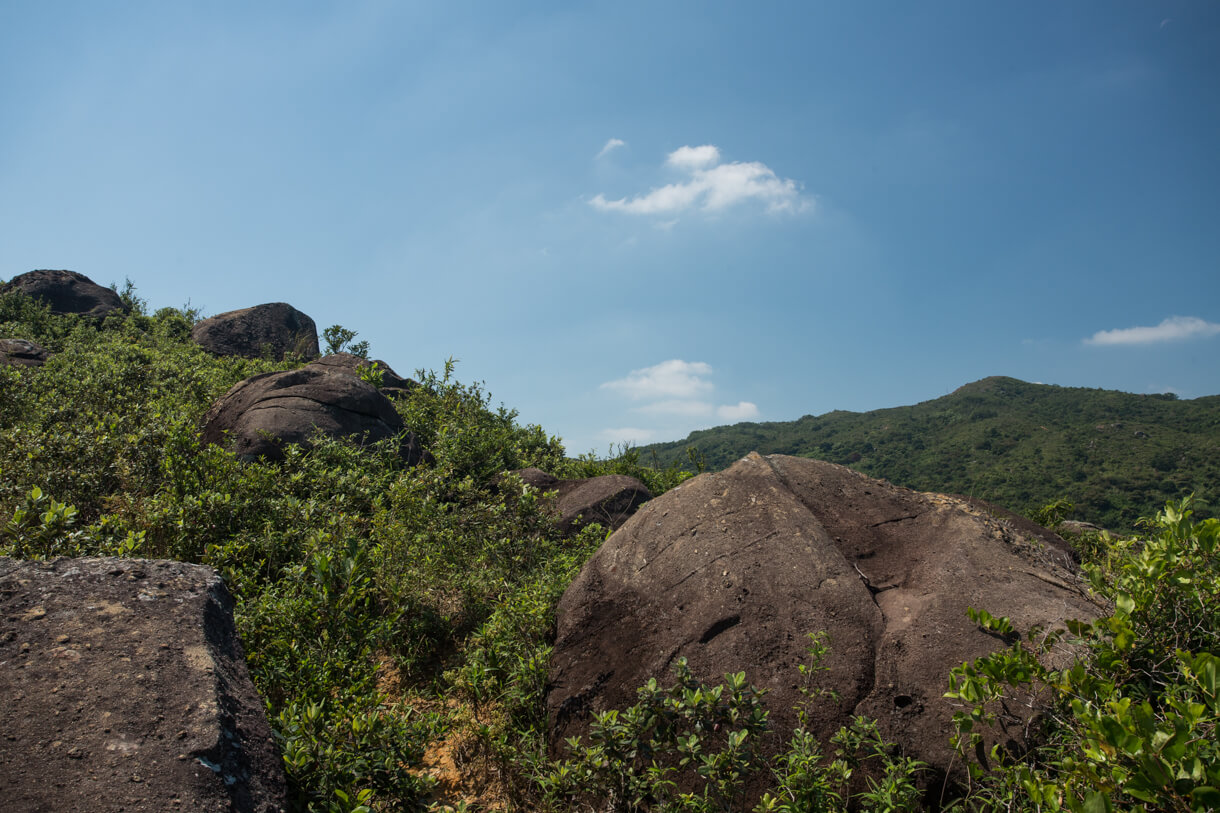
[634,376,1220,531]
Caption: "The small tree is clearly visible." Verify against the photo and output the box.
[322,324,369,358]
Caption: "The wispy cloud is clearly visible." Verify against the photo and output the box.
[590,144,808,217]
[596,138,626,159]
[601,359,714,400]
[666,144,721,171]
[633,399,714,417]
[1084,316,1220,346]
[598,427,656,446]
[599,360,761,446]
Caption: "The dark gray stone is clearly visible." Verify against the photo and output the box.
[201,366,424,464]
[505,468,652,535]
[1,270,126,318]
[190,303,319,360]
[547,453,1099,801]
[306,353,418,397]
[0,337,50,368]
[0,557,287,812]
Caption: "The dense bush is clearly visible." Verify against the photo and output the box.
[946,500,1220,812]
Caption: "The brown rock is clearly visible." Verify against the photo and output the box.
[547,453,1099,800]
[505,468,652,534]
[0,338,50,368]
[0,557,286,812]
[1,270,126,318]
[201,366,424,464]
[190,303,319,360]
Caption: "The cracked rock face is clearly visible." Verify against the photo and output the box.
[546,453,1099,797]
[1,269,126,318]
[190,302,319,360]
[201,366,424,464]
[0,557,286,813]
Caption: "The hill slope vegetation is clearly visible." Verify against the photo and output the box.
[636,376,1220,531]
[2,282,1217,812]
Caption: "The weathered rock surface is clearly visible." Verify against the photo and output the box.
[1,269,126,318]
[506,468,653,534]
[0,557,286,812]
[547,453,1099,798]
[201,366,424,464]
[190,302,319,360]
[306,352,418,398]
[0,338,50,368]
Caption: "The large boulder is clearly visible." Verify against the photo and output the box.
[0,557,286,812]
[547,453,1099,799]
[1,269,126,318]
[506,468,652,535]
[190,303,319,360]
[201,366,424,464]
[306,352,418,398]
[0,337,50,369]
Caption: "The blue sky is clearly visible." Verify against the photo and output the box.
[3,2,1218,455]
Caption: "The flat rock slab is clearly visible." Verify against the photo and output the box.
[0,557,286,813]
[548,453,1100,798]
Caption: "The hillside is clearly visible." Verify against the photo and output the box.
[3,280,1219,812]
[636,376,1220,531]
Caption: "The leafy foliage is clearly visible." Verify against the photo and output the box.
[537,639,928,813]
[0,285,595,810]
[945,500,1220,812]
[323,324,370,358]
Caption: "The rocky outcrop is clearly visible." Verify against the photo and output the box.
[190,303,319,360]
[547,453,1099,799]
[0,337,50,368]
[0,557,286,812]
[1,269,126,318]
[201,366,424,464]
[506,468,652,535]
[306,352,418,398]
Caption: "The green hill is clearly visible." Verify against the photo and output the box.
[635,376,1220,531]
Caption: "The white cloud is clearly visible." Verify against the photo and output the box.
[717,401,760,421]
[601,359,714,400]
[1084,316,1220,346]
[590,144,808,217]
[598,427,656,446]
[666,144,720,171]
[634,399,715,417]
[596,138,626,158]
[599,360,762,446]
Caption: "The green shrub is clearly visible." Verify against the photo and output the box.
[946,499,1220,812]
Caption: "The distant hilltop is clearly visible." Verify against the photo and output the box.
[633,376,1220,531]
